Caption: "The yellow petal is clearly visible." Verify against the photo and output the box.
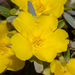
[35,14,58,34]
[33,45,57,62]
[7,55,25,71]
[3,48,14,58]
[50,60,64,75]
[13,12,35,37]
[49,0,67,5]
[46,29,69,53]
[0,55,9,73]
[66,58,75,75]
[0,21,8,40]
[63,72,72,75]
[53,29,68,40]
[40,0,50,4]
[45,3,64,18]
[10,33,33,61]
[53,29,69,53]
[11,0,28,11]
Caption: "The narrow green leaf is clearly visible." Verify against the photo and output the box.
[71,52,75,58]
[43,68,51,75]
[28,1,36,16]
[10,8,17,15]
[6,16,17,23]
[64,49,70,62]
[66,10,75,15]
[63,12,75,29]
[15,10,23,15]
[0,6,12,17]
[64,7,72,10]
[58,20,66,29]
[59,56,66,67]
[7,33,14,38]
[34,60,43,73]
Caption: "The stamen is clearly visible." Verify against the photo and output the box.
[34,1,46,12]
[0,43,8,55]
[32,36,44,47]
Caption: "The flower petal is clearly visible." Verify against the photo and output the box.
[46,29,69,53]
[0,21,8,40]
[11,0,28,11]
[63,72,72,75]
[10,33,33,61]
[35,14,58,35]
[45,3,64,18]
[66,58,75,75]
[7,55,25,71]
[33,45,57,62]
[13,12,35,37]
[50,60,64,75]
[49,0,67,5]
[0,55,9,73]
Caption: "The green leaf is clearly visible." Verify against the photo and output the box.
[43,68,51,75]
[10,8,17,15]
[34,60,43,73]
[71,52,75,58]
[64,7,72,10]
[28,1,36,16]
[58,20,66,29]
[7,33,14,38]
[71,41,75,49]
[6,16,17,23]
[63,12,75,29]
[0,6,12,17]
[66,10,75,15]
[59,56,66,67]
[15,10,23,15]
[64,49,70,62]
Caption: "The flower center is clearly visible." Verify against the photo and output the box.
[34,1,46,13]
[32,36,44,47]
[0,42,8,55]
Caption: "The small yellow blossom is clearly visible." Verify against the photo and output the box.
[0,21,25,73]
[50,58,75,75]
[10,12,69,62]
[11,0,67,17]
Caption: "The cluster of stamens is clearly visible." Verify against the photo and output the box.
[0,42,8,55]
[32,36,44,47]
[34,1,46,12]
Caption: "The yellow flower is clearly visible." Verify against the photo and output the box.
[50,59,75,75]
[11,0,67,17]
[10,12,69,62]
[0,21,25,73]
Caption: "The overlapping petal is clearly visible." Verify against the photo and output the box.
[0,21,8,40]
[11,0,28,11]
[0,55,9,73]
[13,12,35,37]
[33,46,57,62]
[49,0,67,5]
[7,55,25,71]
[10,33,33,61]
[45,3,64,18]
[45,29,69,53]
[66,58,75,75]
[63,72,72,75]
[50,60,64,75]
